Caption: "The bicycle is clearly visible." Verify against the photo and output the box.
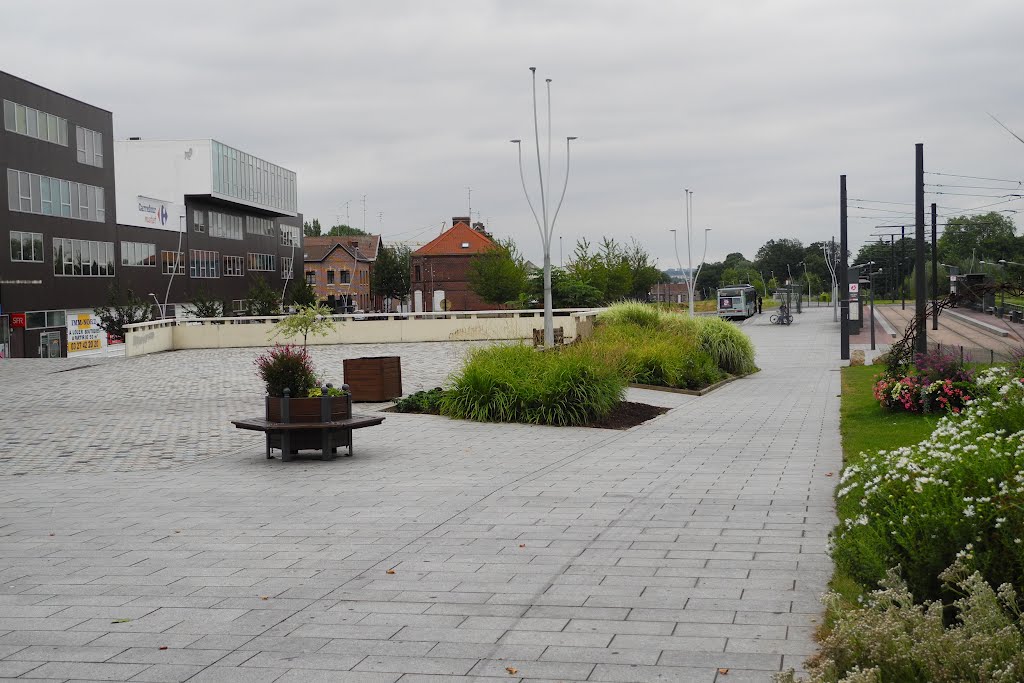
[770,305,793,325]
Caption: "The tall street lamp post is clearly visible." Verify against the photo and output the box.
[511,67,577,348]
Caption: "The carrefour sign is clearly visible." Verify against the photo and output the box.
[130,196,183,232]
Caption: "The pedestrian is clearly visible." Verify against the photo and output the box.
[757,295,763,315]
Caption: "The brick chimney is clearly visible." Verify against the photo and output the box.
[451,216,471,228]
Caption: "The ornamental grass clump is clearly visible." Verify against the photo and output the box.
[598,300,665,328]
[439,344,625,426]
[588,321,722,389]
[832,366,1024,604]
[694,316,758,375]
[776,562,1024,683]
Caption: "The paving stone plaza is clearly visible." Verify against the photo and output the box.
[0,309,842,682]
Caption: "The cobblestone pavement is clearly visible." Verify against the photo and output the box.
[0,310,842,682]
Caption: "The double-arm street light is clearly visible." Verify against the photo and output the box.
[671,190,710,317]
[511,67,577,348]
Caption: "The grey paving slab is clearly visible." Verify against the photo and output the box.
[0,309,843,682]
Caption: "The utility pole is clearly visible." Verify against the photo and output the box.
[361,194,367,232]
[840,175,849,361]
[931,202,938,331]
[467,186,472,225]
[915,144,927,353]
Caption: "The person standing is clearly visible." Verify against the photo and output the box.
[757,295,763,315]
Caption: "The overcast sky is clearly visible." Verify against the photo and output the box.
[3,1,1023,266]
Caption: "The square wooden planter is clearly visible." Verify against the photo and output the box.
[343,356,403,402]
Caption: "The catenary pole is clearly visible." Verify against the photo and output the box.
[931,202,938,331]
[840,175,849,360]
[915,144,927,353]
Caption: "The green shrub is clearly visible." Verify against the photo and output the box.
[695,316,757,375]
[776,563,1024,683]
[587,322,721,389]
[254,344,318,398]
[393,388,446,414]
[440,344,625,426]
[832,367,1024,604]
[598,300,664,328]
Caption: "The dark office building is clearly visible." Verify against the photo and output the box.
[1,71,303,359]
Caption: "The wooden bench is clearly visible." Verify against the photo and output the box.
[231,414,384,462]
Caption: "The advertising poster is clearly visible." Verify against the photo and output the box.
[66,310,105,356]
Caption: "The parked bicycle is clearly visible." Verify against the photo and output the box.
[770,304,793,325]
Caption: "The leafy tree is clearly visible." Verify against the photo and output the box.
[286,277,318,308]
[372,244,412,309]
[543,268,604,308]
[186,287,223,318]
[303,218,322,237]
[245,276,280,315]
[754,238,805,284]
[94,284,151,342]
[938,212,1019,264]
[468,237,529,305]
[327,224,368,237]
[271,304,335,348]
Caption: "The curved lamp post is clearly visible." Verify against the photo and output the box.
[511,67,577,348]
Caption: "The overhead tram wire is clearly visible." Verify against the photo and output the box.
[925,171,1024,185]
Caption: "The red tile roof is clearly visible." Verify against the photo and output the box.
[305,235,380,260]
[414,221,495,256]
[303,242,365,263]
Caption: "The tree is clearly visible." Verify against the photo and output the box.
[938,213,1019,265]
[286,277,318,308]
[270,304,335,348]
[187,287,223,318]
[303,219,322,237]
[468,237,529,306]
[246,276,280,315]
[327,224,368,237]
[94,284,150,342]
[754,238,805,284]
[371,244,412,309]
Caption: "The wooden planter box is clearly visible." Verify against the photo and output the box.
[344,356,402,402]
[265,392,351,451]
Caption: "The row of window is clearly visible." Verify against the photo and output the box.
[76,126,103,168]
[10,230,44,262]
[121,241,156,267]
[8,232,295,279]
[209,211,243,240]
[280,224,300,247]
[7,169,105,222]
[248,252,275,272]
[3,100,68,147]
[211,140,297,213]
[306,269,358,284]
[53,238,115,277]
[246,216,274,237]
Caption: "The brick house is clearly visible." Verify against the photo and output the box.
[302,239,371,312]
[648,281,698,304]
[410,218,495,312]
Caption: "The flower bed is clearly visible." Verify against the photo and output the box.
[873,349,976,414]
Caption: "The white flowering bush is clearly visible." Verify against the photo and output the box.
[775,562,1024,683]
[832,366,1024,603]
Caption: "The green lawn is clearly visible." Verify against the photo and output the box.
[839,365,941,464]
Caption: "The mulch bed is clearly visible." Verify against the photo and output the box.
[586,401,670,430]
[383,400,669,430]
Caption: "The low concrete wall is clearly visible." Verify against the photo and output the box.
[124,319,175,356]
[124,309,597,357]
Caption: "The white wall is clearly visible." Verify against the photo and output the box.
[124,310,601,357]
[114,139,212,219]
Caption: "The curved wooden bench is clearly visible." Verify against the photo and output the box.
[231,414,384,461]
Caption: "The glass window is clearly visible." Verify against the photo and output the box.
[10,231,44,262]
[51,238,113,277]
[2,100,13,131]
[6,169,102,222]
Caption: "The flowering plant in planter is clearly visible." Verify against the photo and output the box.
[255,344,318,398]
